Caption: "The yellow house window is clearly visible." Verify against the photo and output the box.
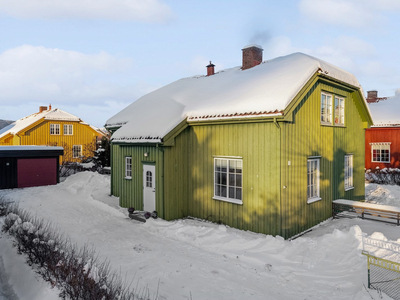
[72,145,82,158]
[64,124,73,135]
[50,124,60,135]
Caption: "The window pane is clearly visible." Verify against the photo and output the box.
[221,186,227,197]
[229,160,236,173]
[236,188,242,200]
[221,160,227,172]
[215,159,221,171]
[216,184,220,196]
[229,174,235,186]
[236,174,242,187]
[236,161,242,173]
[221,172,227,185]
[229,187,235,199]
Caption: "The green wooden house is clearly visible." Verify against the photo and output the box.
[106,45,373,239]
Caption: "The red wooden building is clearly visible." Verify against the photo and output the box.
[0,146,64,189]
[366,91,400,169]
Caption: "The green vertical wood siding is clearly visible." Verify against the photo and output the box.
[110,144,164,217]
[110,75,369,239]
[163,121,282,236]
[280,81,366,238]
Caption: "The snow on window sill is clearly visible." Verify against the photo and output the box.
[344,186,354,191]
[124,176,132,180]
[307,197,322,204]
[213,196,243,205]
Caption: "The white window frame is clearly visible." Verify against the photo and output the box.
[307,158,321,204]
[371,143,390,163]
[344,154,354,191]
[321,92,332,125]
[125,157,132,179]
[334,96,345,126]
[50,124,60,135]
[213,157,243,205]
[72,145,82,159]
[64,124,73,135]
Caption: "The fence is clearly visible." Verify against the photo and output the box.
[362,251,400,300]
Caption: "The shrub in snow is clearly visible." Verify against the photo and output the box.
[1,202,155,300]
[92,136,111,171]
[365,168,400,185]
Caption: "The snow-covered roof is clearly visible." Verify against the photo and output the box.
[0,145,64,151]
[107,52,364,143]
[0,108,81,139]
[368,96,400,127]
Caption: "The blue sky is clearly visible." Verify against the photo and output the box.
[0,0,399,127]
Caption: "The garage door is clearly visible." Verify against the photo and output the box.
[17,158,58,188]
[0,158,17,189]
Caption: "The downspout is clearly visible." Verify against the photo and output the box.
[273,117,280,129]
[156,144,165,219]
[110,141,113,196]
[15,134,22,145]
[277,119,283,238]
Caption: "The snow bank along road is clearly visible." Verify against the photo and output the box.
[0,172,398,300]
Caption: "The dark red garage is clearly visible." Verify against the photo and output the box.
[0,146,64,189]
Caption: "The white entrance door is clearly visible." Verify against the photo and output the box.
[143,164,156,212]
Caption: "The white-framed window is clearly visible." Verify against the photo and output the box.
[125,157,132,179]
[64,124,73,135]
[72,145,82,158]
[321,93,332,124]
[371,143,390,163]
[344,154,353,190]
[214,157,243,205]
[307,158,321,204]
[50,124,60,135]
[334,97,345,126]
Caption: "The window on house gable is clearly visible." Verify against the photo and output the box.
[64,124,73,135]
[307,158,321,204]
[371,143,390,163]
[72,145,82,158]
[50,124,60,135]
[321,93,332,124]
[344,155,353,190]
[125,157,132,178]
[214,157,242,204]
[334,97,345,126]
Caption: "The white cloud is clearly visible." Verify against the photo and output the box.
[0,45,149,106]
[298,0,400,28]
[0,0,173,23]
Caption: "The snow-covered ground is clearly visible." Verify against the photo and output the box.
[0,173,399,300]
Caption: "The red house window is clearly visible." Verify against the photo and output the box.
[371,143,390,163]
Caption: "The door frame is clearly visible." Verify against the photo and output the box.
[143,163,156,212]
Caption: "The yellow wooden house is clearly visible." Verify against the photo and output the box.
[0,105,103,162]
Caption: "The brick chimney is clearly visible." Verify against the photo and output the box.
[367,90,378,100]
[366,90,388,103]
[242,45,263,70]
[49,104,52,110]
[39,106,47,113]
[206,61,215,76]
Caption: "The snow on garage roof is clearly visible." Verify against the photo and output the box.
[107,52,365,143]
[0,108,81,139]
